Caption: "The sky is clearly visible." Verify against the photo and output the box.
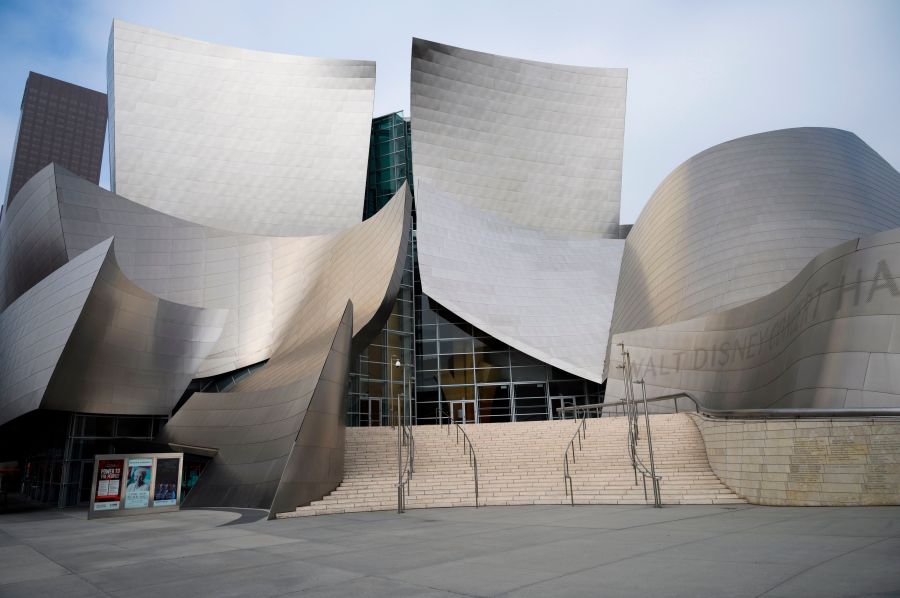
[0,0,898,223]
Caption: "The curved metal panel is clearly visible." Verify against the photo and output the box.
[416,181,622,382]
[0,165,410,378]
[411,38,627,238]
[410,39,627,380]
[607,227,900,409]
[157,186,412,514]
[162,303,353,513]
[108,20,375,236]
[0,239,109,426]
[610,128,900,349]
[0,237,227,427]
[0,165,68,310]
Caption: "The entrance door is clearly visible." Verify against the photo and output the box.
[476,384,512,422]
[449,401,476,424]
[360,397,382,427]
[513,383,548,421]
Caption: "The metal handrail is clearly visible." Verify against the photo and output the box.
[440,405,479,508]
[562,346,663,508]
[562,412,588,506]
[397,422,414,513]
[619,347,662,507]
[557,395,900,420]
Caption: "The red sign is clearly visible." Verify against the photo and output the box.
[94,459,124,510]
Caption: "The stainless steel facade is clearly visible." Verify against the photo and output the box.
[607,226,900,409]
[416,182,623,383]
[108,20,375,236]
[411,38,627,237]
[410,39,628,382]
[609,128,900,353]
[0,164,411,379]
[3,22,900,515]
[0,161,410,513]
[158,186,412,513]
[0,237,227,427]
[159,303,355,513]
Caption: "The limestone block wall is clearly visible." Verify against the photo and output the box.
[689,415,900,506]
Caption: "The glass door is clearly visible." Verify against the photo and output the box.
[359,397,382,426]
[476,384,512,422]
[449,401,476,424]
[513,383,548,421]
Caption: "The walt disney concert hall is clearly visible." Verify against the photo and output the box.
[1,21,898,517]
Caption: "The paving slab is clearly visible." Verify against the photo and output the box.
[0,504,898,597]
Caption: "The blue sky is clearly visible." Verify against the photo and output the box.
[1,0,898,223]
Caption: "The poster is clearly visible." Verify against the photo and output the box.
[93,459,124,511]
[124,458,153,509]
[153,458,179,507]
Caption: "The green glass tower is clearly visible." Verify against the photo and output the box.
[363,111,413,220]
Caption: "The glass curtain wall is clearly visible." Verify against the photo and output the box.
[19,413,167,507]
[414,293,603,425]
[346,240,415,426]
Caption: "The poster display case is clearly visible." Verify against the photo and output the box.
[88,453,183,519]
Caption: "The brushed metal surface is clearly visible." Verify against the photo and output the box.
[158,184,411,514]
[0,165,410,378]
[108,20,375,236]
[416,181,623,382]
[0,237,227,427]
[410,38,627,380]
[161,303,353,514]
[607,227,900,409]
[0,165,410,512]
[411,38,627,237]
[609,128,900,360]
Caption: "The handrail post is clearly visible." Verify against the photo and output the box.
[638,380,662,508]
[474,456,479,508]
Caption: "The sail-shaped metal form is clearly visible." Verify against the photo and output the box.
[607,227,900,410]
[0,165,409,378]
[609,128,900,345]
[0,237,227,427]
[0,162,411,514]
[416,182,623,382]
[411,38,627,380]
[108,20,375,236]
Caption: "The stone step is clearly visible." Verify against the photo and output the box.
[280,413,745,518]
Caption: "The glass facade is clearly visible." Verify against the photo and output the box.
[363,111,413,220]
[414,294,603,425]
[346,236,416,426]
[16,413,167,507]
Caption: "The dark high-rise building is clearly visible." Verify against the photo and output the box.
[4,72,107,206]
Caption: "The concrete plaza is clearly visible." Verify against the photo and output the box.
[0,504,898,597]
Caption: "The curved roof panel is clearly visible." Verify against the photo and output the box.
[610,128,900,345]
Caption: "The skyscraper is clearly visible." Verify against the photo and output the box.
[4,72,107,207]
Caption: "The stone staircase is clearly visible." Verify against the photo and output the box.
[281,413,744,517]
